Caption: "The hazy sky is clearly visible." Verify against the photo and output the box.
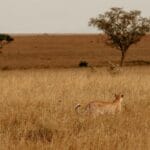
[0,0,150,33]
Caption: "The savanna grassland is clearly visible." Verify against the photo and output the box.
[0,34,150,69]
[0,67,149,150]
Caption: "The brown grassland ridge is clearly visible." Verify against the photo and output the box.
[0,34,150,69]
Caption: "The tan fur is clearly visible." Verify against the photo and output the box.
[75,94,124,117]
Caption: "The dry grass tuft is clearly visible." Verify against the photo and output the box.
[0,67,149,150]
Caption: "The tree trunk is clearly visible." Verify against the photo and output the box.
[120,51,126,67]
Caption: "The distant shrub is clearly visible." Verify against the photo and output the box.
[0,34,14,42]
[1,66,10,71]
[79,61,88,67]
[0,34,14,49]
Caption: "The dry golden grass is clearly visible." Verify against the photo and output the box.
[0,67,150,150]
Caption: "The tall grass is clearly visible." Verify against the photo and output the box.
[0,67,149,150]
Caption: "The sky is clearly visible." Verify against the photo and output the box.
[0,0,150,33]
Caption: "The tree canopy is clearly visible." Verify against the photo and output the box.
[89,7,150,66]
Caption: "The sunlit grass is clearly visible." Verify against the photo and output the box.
[0,67,149,150]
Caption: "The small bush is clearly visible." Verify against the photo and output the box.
[0,34,14,42]
[79,61,88,67]
[1,66,10,71]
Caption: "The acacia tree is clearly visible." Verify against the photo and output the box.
[89,7,150,66]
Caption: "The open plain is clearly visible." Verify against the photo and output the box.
[0,34,150,69]
[0,34,149,150]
